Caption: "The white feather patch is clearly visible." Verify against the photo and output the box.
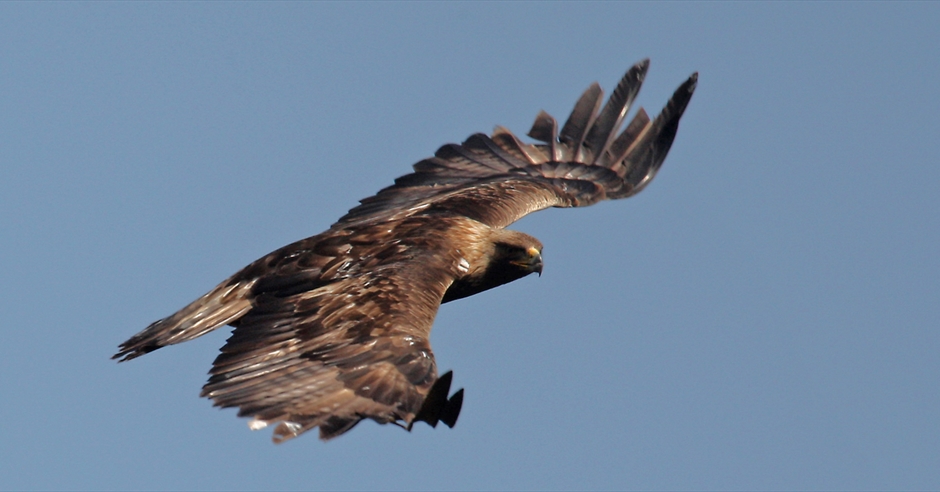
[248,418,269,431]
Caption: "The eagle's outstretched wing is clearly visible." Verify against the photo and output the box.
[337,60,697,229]
[118,216,471,442]
[114,60,696,443]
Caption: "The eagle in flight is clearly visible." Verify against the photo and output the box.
[114,60,697,443]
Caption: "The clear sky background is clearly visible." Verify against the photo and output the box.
[1,2,938,491]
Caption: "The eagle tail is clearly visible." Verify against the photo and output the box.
[112,280,254,362]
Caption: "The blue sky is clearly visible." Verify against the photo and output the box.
[1,2,938,490]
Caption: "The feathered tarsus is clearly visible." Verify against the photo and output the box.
[114,59,697,443]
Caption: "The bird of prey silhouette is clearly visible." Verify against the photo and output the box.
[114,59,697,443]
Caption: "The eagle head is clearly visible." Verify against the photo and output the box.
[498,242,543,278]
[442,229,542,303]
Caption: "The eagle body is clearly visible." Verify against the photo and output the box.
[115,60,697,442]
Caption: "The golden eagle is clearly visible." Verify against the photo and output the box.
[114,60,697,443]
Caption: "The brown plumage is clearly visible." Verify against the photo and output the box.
[114,60,697,443]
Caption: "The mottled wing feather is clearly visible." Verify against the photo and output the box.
[115,61,698,444]
[335,61,697,230]
[112,280,256,362]
[422,178,585,229]
[491,126,547,164]
[199,219,462,442]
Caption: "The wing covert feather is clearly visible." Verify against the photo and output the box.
[200,219,466,442]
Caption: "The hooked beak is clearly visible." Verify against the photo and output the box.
[510,248,542,277]
[531,253,543,277]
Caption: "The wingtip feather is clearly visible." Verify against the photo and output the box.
[584,59,651,164]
